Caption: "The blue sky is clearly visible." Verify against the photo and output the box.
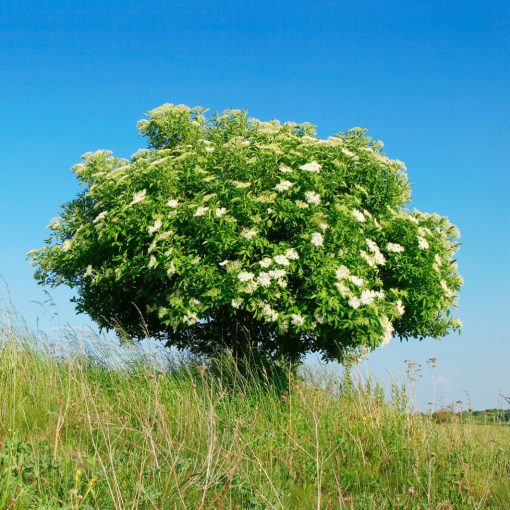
[0,0,508,409]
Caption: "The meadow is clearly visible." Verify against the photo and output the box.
[0,308,509,510]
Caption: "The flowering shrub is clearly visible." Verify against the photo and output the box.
[30,103,462,362]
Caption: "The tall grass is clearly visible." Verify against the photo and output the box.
[0,307,509,509]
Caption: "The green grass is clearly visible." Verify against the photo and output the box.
[0,312,509,509]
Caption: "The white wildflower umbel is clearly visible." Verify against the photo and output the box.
[262,304,278,322]
[257,272,272,287]
[215,207,227,217]
[311,232,324,247]
[418,236,429,249]
[259,257,272,268]
[335,265,350,280]
[275,180,294,192]
[380,316,394,346]
[238,271,255,282]
[285,248,299,260]
[167,199,179,208]
[299,161,321,173]
[130,189,147,205]
[62,239,72,252]
[295,200,309,209]
[395,299,405,316]
[279,165,293,173]
[291,313,304,327]
[194,206,209,217]
[274,255,290,266]
[348,296,361,309]
[148,219,162,234]
[241,228,257,240]
[93,211,108,224]
[349,275,364,287]
[183,311,198,325]
[351,209,366,222]
[387,242,405,253]
[231,297,243,309]
[268,269,285,279]
[305,191,321,205]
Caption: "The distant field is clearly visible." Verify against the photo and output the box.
[0,315,509,509]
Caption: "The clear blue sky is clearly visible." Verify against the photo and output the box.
[1,1,509,409]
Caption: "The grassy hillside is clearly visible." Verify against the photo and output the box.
[0,313,509,509]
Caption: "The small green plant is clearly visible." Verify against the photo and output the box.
[30,104,462,363]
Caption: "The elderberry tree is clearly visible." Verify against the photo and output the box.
[30,103,462,363]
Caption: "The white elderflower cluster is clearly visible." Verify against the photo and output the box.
[311,232,324,247]
[365,239,386,265]
[47,218,62,230]
[440,279,454,297]
[432,253,442,272]
[148,219,162,234]
[318,222,329,231]
[194,206,209,217]
[387,242,405,253]
[183,311,198,325]
[238,271,255,282]
[241,228,257,240]
[231,297,243,309]
[62,239,73,252]
[299,161,321,173]
[395,299,405,316]
[380,316,394,346]
[275,180,293,192]
[336,265,350,279]
[285,248,299,260]
[279,165,293,173]
[359,289,385,306]
[291,313,304,327]
[274,255,290,266]
[259,257,272,268]
[348,296,361,309]
[148,255,157,269]
[215,207,227,217]
[84,265,94,277]
[261,303,278,322]
[93,211,108,224]
[349,275,364,287]
[341,147,356,158]
[130,189,147,205]
[418,236,429,249]
[167,199,179,208]
[295,200,309,209]
[268,268,286,279]
[305,191,321,205]
[351,209,366,222]
[257,272,272,287]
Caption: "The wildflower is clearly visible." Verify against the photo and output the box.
[131,189,147,205]
[440,279,453,297]
[360,289,377,306]
[349,275,364,287]
[243,281,258,293]
[167,199,179,208]
[231,297,243,309]
[360,250,376,267]
[205,146,214,153]
[291,313,304,326]
[387,242,405,253]
[351,209,366,222]
[335,265,350,279]
[295,200,309,209]
[241,228,257,240]
[279,165,293,173]
[167,262,176,276]
[93,211,108,223]
[348,296,361,309]
[311,232,324,247]
[259,257,273,268]
[305,191,321,205]
[62,240,72,252]
[285,248,299,260]
[215,207,227,217]
[148,219,162,234]
[47,218,62,230]
[395,299,405,316]
[148,255,157,269]
[84,265,94,277]
[299,161,321,173]
[269,269,286,279]
[277,278,287,288]
[257,272,272,287]
[452,318,463,328]
[275,180,294,192]
[194,206,209,217]
[319,222,329,231]
[238,271,255,282]
[183,311,198,325]
[274,255,290,266]
[262,304,278,322]
[341,147,356,158]
[380,316,394,346]
[418,236,429,249]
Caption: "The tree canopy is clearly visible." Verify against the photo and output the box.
[30,103,462,362]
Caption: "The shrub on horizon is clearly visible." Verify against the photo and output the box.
[30,103,462,363]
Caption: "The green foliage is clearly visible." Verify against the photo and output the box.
[30,103,462,361]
